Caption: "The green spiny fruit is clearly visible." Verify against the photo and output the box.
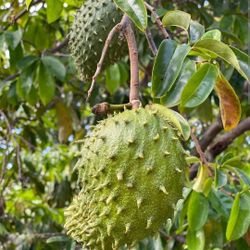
[69,0,127,81]
[65,104,187,249]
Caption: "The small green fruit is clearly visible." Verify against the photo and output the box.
[69,0,127,81]
[65,104,187,249]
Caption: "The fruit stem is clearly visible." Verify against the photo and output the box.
[123,17,140,109]
[92,102,132,115]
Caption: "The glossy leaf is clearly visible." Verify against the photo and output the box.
[189,20,205,43]
[4,29,22,49]
[38,63,55,105]
[193,39,248,80]
[41,56,66,81]
[163,10,191,31]
[105,64,121,94]
[161,59,196,107]
[152,39,191,97]
[188,191,209,231]
[214,168,227,189]
[55,100,73,144]
[214,73,241,131]
[201,29,222,41]
[113,0,147,32]
[226,193,241,240]
[26,0,32,9]
[230,46,250,81]
[181,63,218,108]
[193,165,210,194]
[187,229,205,250]
[46,0,63,23]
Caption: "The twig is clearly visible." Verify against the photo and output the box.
[145,2,170,39]
[145,28,158,56]
[92,102,132,115]
[0,110,23,185]
[3,0,42,31]
[46,37,69,54]
[87,15,128,101]
[190,130,209,166]
[207,117,250,160]
[192,115,223,156]
[123,17,140,109]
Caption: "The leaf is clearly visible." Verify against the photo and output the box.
[16,64,36,100]
[38,63,55,105]
[208,189,230,218]
[26,0,33,9]
[187,229,205,250]
[214,168,227,189]
[214,73,241,131]
[163,10,191,31]
[230,46,250,81]
[188,191,209,231]
[180,63,218,108]
[201,29,222,41]
[226,190,250,240]
[45,0,63,23]
[161,59,196,107]
[113,0,147,32]
[169,110,191,141]
[46,236,69,243]
[189,20,205,43]
[105,64,121,94]
[55,100,73,144]
[193,39,248,80]
[152,39,191,97]
[17,55,38,70]
[41,56,66,81]
[226,193,240,240]
[4,29,22,49]
[193,165,211,194]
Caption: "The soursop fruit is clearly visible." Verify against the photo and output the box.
[65,104,187,249]
[69,0,127,81]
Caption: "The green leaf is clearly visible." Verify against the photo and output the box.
[46,0,63,23]
[193,165,211,194]
[47,236,69,243]
[161,59,196,107]
[163,10,191,31]
[38,63,55,105]
[189,20,205,43]
[214,73,241,131]
[188,191,209,231]
[152,40,191,97]
[180,63,218,108]
[169,110,191,141]
[26,0,33,9]
[201,29,222,41]
[41,56,66,81]
[208,189,230,218]
[16,74,32,100]
[214,168,227,189]
[187,229,205,250]
[17,55,38,70]
[192,39,248,80]
[113,0,147,32]
[4,29,22,49]
[230,46,250,81]
[105,64,121,94]
[226,193,240,240]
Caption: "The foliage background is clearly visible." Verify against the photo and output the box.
[0,0,249,249]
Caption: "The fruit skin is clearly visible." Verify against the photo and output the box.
[69,0,127,81]
[65,104,187,249]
